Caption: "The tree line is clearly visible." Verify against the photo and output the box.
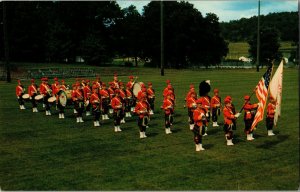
[0,1,228,68]
[0,1,297,68]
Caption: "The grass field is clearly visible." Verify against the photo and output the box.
[0,67,299,190]
[226,41,297,60]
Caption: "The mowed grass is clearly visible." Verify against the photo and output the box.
[0,67,298,190]
[226,41,297,60]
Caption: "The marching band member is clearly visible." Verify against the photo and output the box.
[119,82,126,123]
[39,77,52,115]
[107,82,115,114]
[28,78,38,112]
[72,82,85,123]
[147,82,155,115]
[112,73,120,89]
[71,83,78,114]
[90,87,101,127]
[93,76,102,90]
[266,96,276,136]
[223,96,240,146]
[137,86,147,102]
[57,79,67,119]
[162,90,174,134]
[193,98,207,151]
[16,79,26,110]
[243,95,259,141]
[51,77,60,97]
[186,91,197,130]
[125,83,133,117]
[199,80,211,136]
[111,89,123,132]
[83,79,92,116]
[126,75,135,90]
[99,83,110,120]
[134,93,151,138]
[211,88,221,127]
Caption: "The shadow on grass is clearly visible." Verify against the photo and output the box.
[203,143,214,149]
[256,134,289,149]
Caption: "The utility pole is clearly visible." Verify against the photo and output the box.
[256,0,260,72]
[3,2,11,82]
[160,0,164,76]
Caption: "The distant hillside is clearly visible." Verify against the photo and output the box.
[220,12,298,43]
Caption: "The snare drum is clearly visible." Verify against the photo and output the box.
[22,94,30,100]
[35,94,44,101]
[133,82,144,97]
[48,96,56,103]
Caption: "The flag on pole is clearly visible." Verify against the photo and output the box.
[251,66,273,131]
[269,60,283,126]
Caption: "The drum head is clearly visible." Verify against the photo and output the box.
[48,96,56,103]
[84,100,89,107]
[58,91,67,107]
[22,94,30,99]
[133,82,142,97]
[35,94,44,101]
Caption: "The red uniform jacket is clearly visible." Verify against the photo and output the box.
[201,96,211,112]
[39,83,51,96]
[111,96,123,110]
[60,84,67,91]
[126,89,133,99]
[223,106,235,125]
[83,85,91,101]
[147,88,155,98]
[100,89,110,99]
[243,102,258,120]
[186,96,197,110]
[185,90,197,101]
[211,96,221,109]
[28,84,38,97]
[127,81,134,90]
[16,85,24,97]
[119,89,126,100]
[90,93,101,108]
[193,108,206,127]
[51,83,60,95]
[72,89,84,102]
[108,87,115,99]
[134,101,150,118]
[162,98,174,115]
[267,103,275,118]
[112,81,119,89]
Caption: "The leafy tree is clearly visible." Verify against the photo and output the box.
[248,27,281,67]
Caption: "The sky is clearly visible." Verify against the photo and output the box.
[116,0,298,22]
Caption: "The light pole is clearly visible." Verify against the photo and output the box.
[160,0,164,76]
[256,0,260,72]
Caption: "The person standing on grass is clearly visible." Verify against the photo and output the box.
[90,87,101,127]
[211,88,222,127]
[266,96,276,136]
[83,79,92,117]
[111,89,123,132]
[192,98,207,152]
[147,82,155,115]
[223,96,240,146]
[72,82,85,123]
[39,77,52,115]
[57,79,67,119]
[16,79,26,110]
[243,95,259,141]
[28,78,38,112]
[162,91,174,134]
[99,83,110,120]
[186,91,197,130]
[134,93,151,138]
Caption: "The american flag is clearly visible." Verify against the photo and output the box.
[251,66,273,131]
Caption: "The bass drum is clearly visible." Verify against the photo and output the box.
[133,82,144,97]
[58,90,72,107]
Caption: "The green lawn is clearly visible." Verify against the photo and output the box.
[0,67,298,190]
[226,41,297,60]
